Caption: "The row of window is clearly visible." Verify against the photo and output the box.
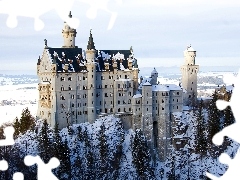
[118,99,131,104]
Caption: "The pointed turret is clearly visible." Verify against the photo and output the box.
[68,11,72,18]
[87,29,95,50]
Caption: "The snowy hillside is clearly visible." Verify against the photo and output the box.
[0,113,237,179]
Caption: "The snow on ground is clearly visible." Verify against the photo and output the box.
[0,83,38,124]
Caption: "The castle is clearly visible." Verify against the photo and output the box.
[36,12,199,161]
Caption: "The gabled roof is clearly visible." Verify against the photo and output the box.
[47,47,85,73]
[45,47,135,73]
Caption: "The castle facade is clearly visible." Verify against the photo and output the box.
[36,12,199,161]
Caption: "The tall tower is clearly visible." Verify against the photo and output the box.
[86,30,97,123]
[62,11,77,48]
[181,45,199,106]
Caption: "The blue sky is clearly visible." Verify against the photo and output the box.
[0,0,239,73]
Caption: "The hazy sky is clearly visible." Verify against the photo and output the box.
[0,0,240,73]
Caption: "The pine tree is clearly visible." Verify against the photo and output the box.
[195,99,207,155]
[53,123,71,179]
[37,119,53,163]
[84,127,95,179]
[97,124,109,179]
[19,107,35,134]
[207,90,221,145]
[132,129,154,179]
[13,117,21,138]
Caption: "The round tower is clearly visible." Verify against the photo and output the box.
[86,29,97,123]
[151,67,158,85]
[62,11,77,48]
[181,45,199,106]
[184,45,196,65]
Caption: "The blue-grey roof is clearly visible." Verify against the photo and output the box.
[44,48,136,73]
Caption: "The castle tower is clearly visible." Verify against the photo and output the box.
[181,45,199,106]
[86,30,97,123]
[151,67,158,85]
[141,82,153,147]
[62,11,77,48]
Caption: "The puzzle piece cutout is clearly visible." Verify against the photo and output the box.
[24,155,60,180]
[0,0,123,30]
[206,149,240,179]
[0,0,78,31]
[206,69,240,179]
[78,0,122,30]
[0,159,8,171]
[0,126,14,172]
[13,172,24,180]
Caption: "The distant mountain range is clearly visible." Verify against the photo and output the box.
[0,66,238,76]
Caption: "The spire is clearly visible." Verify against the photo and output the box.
[87,29,95,50]
[68,11,72,18]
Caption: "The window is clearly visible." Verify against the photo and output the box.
[125,75,127,79]
[105,85,108,88]
[177,106,178,109]
[105,93,108,97]
[147,108,148,111]
[72,103,74,107]
[71,95,74,99]
[129,108,131,111]
[68,77,72,81]
[177,99,178,102]
[128,99,131,104]
[177,92,179,95]
[61,87,64,91]
[118,84,120,88]
[118,100,120,104]
[60,77,65,81]
[119,93,121,96]
[61,96,65,100]
[118,108,120,112]
[162,107,164,110]
[68,86,72,90]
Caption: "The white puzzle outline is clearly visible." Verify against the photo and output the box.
[206,69,240,179]
[0,0,122,31]
[0,126,60,180]
[0,1,239,179]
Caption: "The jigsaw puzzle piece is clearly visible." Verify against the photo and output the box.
[77,0,121,30]
[212,69,240,146]
[0,159,8,171]
[206,149,240,180]
[0,126,14,146]
[24,155,60,180]
[13,172,24,180]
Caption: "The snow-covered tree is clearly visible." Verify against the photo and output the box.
[132,129,154,179]
[37,119,53,163]
[207,90,221,145]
